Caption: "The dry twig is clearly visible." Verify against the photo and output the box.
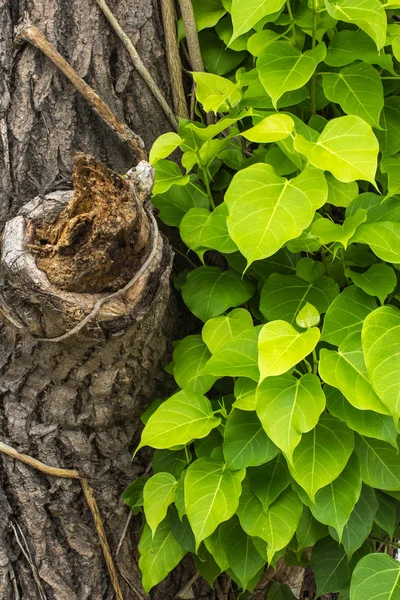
[15,25,146,162]
[160,0,188,118]
[177,0,204,72]
[94,0,178,130]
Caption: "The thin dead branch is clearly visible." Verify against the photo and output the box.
[94,0,179,130]
[15,25,146,162]
[160,0,188,118]
[177,0,204,72]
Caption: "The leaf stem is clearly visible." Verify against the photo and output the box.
[286,0,294,22]
[312,349,318,375]
[369,536,400,550]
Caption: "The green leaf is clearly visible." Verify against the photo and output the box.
[152,182,209,226]
[260,273,339,325]
[173,335,216,394]
[267,582,297,600]
[137,390,221,451]
[296,303,320,328]
[181,266,255,322]
[325,0,387,50]
[149,133,183,165]
[261,487,303,563]
[247,454,291,511]
[295,257,326,284]
[203,325,261,381]
[143,473,177,537]
[296,507,329,552]
[139,521,186,593]
[376,97,400,158]
[190,0,226,31]
[202,308,253,354]
[350,554,400,600]
[326,386,398,449]
[321,285,377,346]
[241,113,294,143]
[204,530,230,572]
[381,155,400,198]
[319,332,390,415]
[322,63,383,128]
[294,116,379,185]
[289,414,354,501]
[351,222,400,263]
[199,30,246,76]
[185,458,245,548]
[192,72,242,113]
[257,41,326,108]
[169,509,195,552]
[225,165,328,266]
[257,374,326,462]
[374,491,398,538]
[330,485,378,558]
[152,449,189,480]
[363,305,400,421]
[122,476,148,510]
[326,174,359,208]
[325,30,395,72]
[355,435,400,490]
[248,30,281,57]
[233,377,258,411]
[218,518,265,590]
[237,478,270,537]
[312,537,356,596]
[311,210,367,248]
[153,160,190,195]
[223,409,279,469]
[258,321,320,381]
[230,0,286,41]
[193,546,222,587]
[180,205,238,255]
[346,264,397,305]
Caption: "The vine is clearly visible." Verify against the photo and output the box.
[124,0,400,597]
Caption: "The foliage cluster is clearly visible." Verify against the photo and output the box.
[124,0,400,597]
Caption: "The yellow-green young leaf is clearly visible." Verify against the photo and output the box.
[326,174,359,208]
[230,0,286,41]
[153,160,190,195]
[296,258,326,284]
[319,332,390,415]
[192,72,242,113]
[181,266,255,322]
[203,326,261,381]
[321,286,377,347]
[311,210,367,248]
[143,473,177,537]
[393,36,400,61]
[350,554,400,600]
[325,0,387,50]
[248,454,291,512]
[257,374,326,462]
[325,385,398,449]
[262,487,303,563]
[346,264,397,305]
[225,165,328,267]
[376,97,400,158]
[218,517,265,591]
[149,133,183,165]
[296,303,320,328]
[139,521,186,593]
[185,458,245,548]
[137,390,221,451]
[325,30,395,73]
[233,378,258,411]
[257,41,326,108]
[202,308,253,354]
[241,114,294,143]
[289,414,354,501]
[223,409,279,469]
[237,478,270,537]
[258,321,320,381]
[355,436,400,490]
[295,116,379,184]
[247,30,281,57]
[260,273,339,325]
[173,335,216,394]
[362,306,400,422]
[322,63,383,128]
[380,155,400,198]
[180,204,238,255]
[204,530,230,572]
[351,222,400,263]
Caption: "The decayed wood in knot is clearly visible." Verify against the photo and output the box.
[27,153,150,294]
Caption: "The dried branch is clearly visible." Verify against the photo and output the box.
[160,0,188,118]
[94,0,179,130]
[177,0,204,72]
[15,25,146,162]
[0,440,124,600]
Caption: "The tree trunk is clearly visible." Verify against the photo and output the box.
[0,1,195,599]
